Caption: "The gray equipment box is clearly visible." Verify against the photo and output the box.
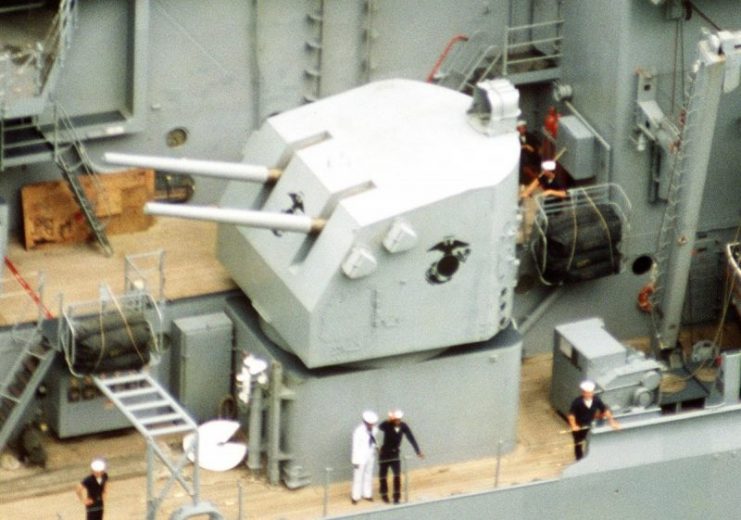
[556,115,597,180]
[44,359,131,438]
[171,312,233,423]
[550,317,662,417]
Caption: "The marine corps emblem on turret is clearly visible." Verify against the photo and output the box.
[425,237,471,284]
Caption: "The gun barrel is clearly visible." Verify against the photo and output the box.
[144,202,325,234]
[104,152,281,182]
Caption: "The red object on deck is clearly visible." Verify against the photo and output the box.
[544,106,560,138]
[4,256,54,319]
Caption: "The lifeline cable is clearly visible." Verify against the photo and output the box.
[685,1,722,31]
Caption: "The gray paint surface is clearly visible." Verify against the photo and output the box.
[226,295,522,483]
[0,0,740,517]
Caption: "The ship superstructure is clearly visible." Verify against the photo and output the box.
[0,1,740,518]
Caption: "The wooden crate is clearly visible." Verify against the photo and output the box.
[21,169,155,249]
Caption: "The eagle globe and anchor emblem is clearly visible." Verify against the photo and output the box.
[272,192,305,237]
[425,237,471,284]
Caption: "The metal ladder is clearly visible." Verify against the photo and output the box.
[649,69,699,341]
[93,371,221,520]
[303,0,325,103]
[0,337,55,453]
[51,103,113,256]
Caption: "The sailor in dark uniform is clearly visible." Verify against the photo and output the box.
[567,380,620,460]
[76,458,109,520]
[517,119,542,185]
[378,409,424,504]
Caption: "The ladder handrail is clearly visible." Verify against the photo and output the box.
[426,34,470,83]
[93,372,203,518]
[503,18,563,76]
[50,102,114,255]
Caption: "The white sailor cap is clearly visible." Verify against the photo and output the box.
[389,409,404,420]
[362,410,378,424]
[542,160,557,172]
[91,458,106,472]
[580,380,596,393]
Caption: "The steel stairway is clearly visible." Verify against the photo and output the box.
[93,371,222,520]
[0,337,56,454]
[52,104,113,256]
[430,14,564,93]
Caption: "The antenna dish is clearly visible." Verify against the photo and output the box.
[182,419,247,472]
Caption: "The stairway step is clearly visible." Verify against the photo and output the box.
[110,386,159,399]
[96,372,148,386]
[148,424,195,437]
[138,412,183,425]
[0,393,20,404]
[127,400,172,413]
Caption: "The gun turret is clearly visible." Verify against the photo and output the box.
[115,79,523,369]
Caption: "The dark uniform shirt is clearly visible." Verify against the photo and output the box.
[81,473,108,512]
[569,395,608,428]
[378,421,421,459]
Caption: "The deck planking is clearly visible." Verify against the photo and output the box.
[0,353,572,520]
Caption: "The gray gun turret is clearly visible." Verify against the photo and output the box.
[107,79,522,368]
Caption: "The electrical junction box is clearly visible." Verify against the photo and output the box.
[171,312,233,423]
[556,115,597,180]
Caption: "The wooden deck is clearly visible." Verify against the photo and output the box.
[0,219,572,518]
[1,218,236,326]
[0,353,573,520]
[1,219,738,518]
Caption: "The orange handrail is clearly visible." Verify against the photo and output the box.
[426,34,469,83]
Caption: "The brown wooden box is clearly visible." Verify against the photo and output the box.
[21,169,155,249]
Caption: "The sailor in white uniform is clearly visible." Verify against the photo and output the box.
[351,410,379,503]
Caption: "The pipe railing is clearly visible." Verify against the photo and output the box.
[502,18,563,76]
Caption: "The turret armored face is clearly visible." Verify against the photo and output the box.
[215,79,521,368]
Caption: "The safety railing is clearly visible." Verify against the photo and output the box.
[428,31,501,92]
[1,257,51,331]
[124,250,167,304]
[50,434,575,518]
[502,18,563,76]
[57,284,163,378]
[529,183,632,286]
[0,0,77,109]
